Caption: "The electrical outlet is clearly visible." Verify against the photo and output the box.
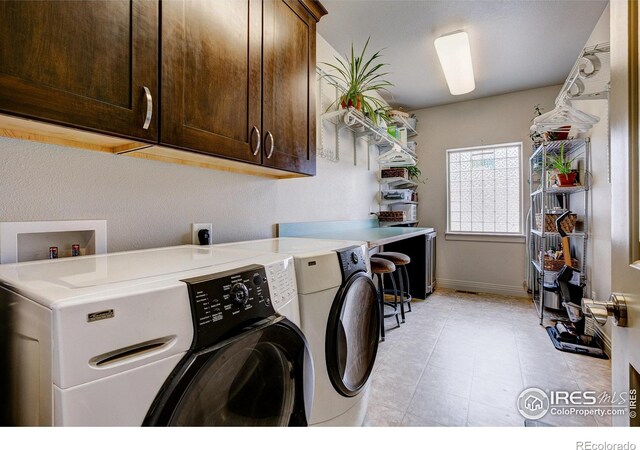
[191,223,212,245]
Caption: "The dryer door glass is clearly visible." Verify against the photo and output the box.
[145,320,309,426]
[326,273,380,397]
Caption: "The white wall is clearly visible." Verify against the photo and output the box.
[411,85,561,297]
[0,35,378,253]
[573,3,611,344]
[409,4,612,318]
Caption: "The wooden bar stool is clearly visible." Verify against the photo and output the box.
[374,252,412,323]
[370,257,400,341]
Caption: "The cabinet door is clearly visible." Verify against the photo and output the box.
[161,0,262,164]
[262,0,317,175]
[0,1,158,142]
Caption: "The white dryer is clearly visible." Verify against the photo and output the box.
[0,245,313,426]
[218,238,380,426]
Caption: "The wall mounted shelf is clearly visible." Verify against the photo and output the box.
[556,42,610,104]
[320,107,417,168]
[379,220,419,228]
[379,177,418,189]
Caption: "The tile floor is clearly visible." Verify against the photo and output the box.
[364,288,612,427]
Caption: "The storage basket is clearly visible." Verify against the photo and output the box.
[378,211,405,222]
[390,204,417,221]
[381,168,408,179]
[535,212,577,233]
[539,254,580,271]
[389,109,410,120]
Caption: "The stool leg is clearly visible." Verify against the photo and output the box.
[403,265,412,313]
[388,273,400,327]
[397,270,406,323]
[377,274,385,342]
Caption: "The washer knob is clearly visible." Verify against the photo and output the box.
[230,282,249,307]
[351,252,359,264]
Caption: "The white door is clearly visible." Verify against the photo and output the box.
[610,0,640,427]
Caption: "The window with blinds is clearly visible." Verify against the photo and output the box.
[447,142,522,234]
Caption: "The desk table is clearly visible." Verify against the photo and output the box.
[280,222,436,299]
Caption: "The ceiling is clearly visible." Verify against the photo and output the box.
[317,0,609,110]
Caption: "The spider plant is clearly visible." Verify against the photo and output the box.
[407,165,427,184]
[321,37,393,125]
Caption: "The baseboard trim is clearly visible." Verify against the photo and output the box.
[437,278,528,298]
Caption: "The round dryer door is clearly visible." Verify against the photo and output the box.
[325,272,380,397]
[144,318,311,426]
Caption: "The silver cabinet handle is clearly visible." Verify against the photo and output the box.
[142,86,152,130]
[265,131,274,159]
[251,126,261,156]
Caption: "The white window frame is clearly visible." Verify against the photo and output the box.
[445,142,525,242]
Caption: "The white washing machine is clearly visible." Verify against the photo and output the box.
[218,238,380,426]
[0,245,313,426]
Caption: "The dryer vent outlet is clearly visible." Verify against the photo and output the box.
[191,223,212,245]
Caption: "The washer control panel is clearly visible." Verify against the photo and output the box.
[182,264,275,350]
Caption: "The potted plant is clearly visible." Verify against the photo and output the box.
[529,104,545,144]
[372,107,392,130]
[547,143,578,186]
[407,165,427,184]
[321,37,393,125]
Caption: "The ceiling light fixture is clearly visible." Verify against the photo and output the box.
[434,31,475,95]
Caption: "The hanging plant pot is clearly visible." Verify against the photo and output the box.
[339,94,351,109]
[554,125,571,140]
[556,171,577,186]
[339,95,363,111]
[545,125,572,141]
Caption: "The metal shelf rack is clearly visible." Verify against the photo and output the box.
[528,138,591,325]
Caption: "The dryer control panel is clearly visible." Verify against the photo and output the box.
[336,245,368,282]
[265,258,297,311]
[182,265,276,350]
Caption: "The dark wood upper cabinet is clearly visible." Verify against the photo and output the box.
[262,0,318,175]
[0,1,159,142]
[162,0,325,174]
[161,0,263,164]
[0,0,325,177]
